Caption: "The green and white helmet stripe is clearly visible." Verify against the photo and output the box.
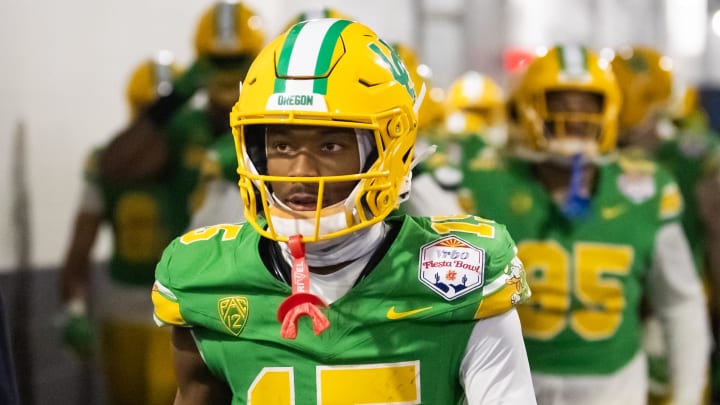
[267,19,352,112]
[557,45,590,81]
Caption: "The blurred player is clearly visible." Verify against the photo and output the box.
[611,46,720,403]
[58,52,182,405]
[460,44,711,405]
[97,1,265,186]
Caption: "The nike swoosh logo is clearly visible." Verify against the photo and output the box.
[601,204,626,220]
[386,306,432,320]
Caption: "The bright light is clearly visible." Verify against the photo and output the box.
[156,49,174,65]
[417,64,433,80]
[665,0,706,57]
[598,47,615,62]
[712,9,720,36]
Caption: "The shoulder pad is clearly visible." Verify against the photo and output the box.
[618,147,657,176]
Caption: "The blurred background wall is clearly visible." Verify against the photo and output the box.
[3,0,720,271]
[4,0,720,403]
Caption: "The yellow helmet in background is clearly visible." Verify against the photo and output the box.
[610,46,673,132]
[194,1,265,58]
[444,71,506,144]
[125,51,182,119]
[230,19,419,242]
[392,43,444,133]
[514,44,621,159]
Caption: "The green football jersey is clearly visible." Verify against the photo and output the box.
[86,107,219,285]
[153,215,530,404]
[459,156,685,375]
[655,128,720,274]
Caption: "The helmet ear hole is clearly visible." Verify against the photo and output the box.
[387,114,411,138]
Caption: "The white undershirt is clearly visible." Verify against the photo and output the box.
[462,309,537,404]
[646,222,711,405]
[307,254,372,304]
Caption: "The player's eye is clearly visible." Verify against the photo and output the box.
[321,142,343,152]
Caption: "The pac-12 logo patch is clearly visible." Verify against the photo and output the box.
[419,236,485,300]
[218,296,249,337]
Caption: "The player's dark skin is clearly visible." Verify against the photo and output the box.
[99,67,246,186]
[172,125,365,403]
[533,90,604,202]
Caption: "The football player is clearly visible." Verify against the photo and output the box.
[445,70,509,151]
[611,45,720,403]
[58,52,183,405]
[152,18,536,404]
[458,44,711,405]
[392,42,464,217]
[97,1,264,186]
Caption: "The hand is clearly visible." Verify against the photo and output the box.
[61,313,95,359]
[57,299,95,360]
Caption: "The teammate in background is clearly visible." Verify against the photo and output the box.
[445,71,509,152]
[446,71,512,216]
[58,53,182,405]
[392,43,465,216]
[459,44,711,404]
[152,18,536,404]
[97,1,264,187]
[611,46,720,403]
[189,6,353,229]
[610,46,674,152]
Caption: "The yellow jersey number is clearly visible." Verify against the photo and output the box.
[517,241,633,340]
[248,361,421,404]
[179,224,242,245]
[430,214,495,238]
[115,193,165,262]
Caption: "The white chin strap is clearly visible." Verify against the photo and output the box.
[269,196,355,241]
[279,222,387,267]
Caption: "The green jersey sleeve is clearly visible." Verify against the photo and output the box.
[415,214,531,320]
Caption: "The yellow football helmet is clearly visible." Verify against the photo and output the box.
[444,71,507,145]
[194,1,265,58]
[514,44,621,160]
[230,19,419,242]
[610,46,672,132]
[125,51,182,119]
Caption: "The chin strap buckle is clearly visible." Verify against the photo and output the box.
[276,234,330,339]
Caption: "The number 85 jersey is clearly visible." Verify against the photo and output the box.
[459,156,702,376]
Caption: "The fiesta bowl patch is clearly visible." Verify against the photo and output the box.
[419,236,485,300]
